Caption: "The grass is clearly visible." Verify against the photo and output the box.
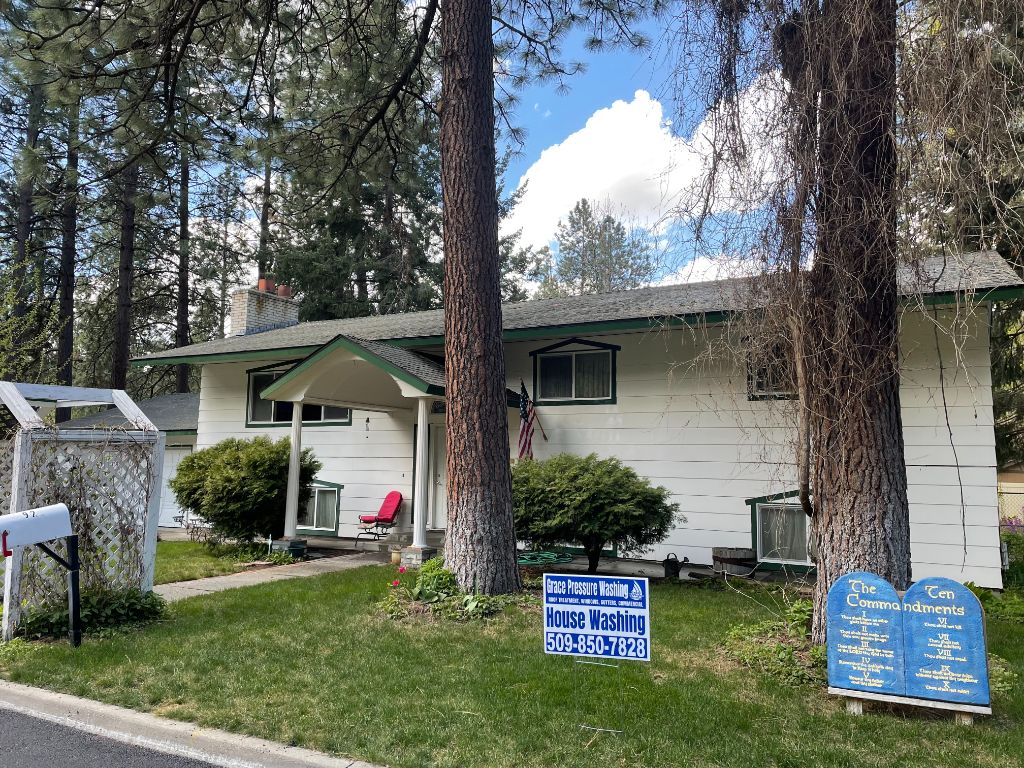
[1,566,1022,768]
[152,540,247,585]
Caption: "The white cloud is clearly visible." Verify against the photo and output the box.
[655,254,762,285]
[503,80,784,252]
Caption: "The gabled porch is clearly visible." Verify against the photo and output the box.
[259,334,518,561]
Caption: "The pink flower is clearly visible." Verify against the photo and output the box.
[391,579,401,587]
[398,566,407,574]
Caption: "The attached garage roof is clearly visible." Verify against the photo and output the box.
[58,393,200,433]
[133,251,1022,366]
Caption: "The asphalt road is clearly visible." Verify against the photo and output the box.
[0,709,217,768]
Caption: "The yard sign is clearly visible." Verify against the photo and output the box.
[543,574,650,661]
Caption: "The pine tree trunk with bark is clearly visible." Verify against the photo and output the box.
[807,0,910,642]
[175,143,191,392]
[112,163,139,390]
[56,98,80,423]
[12,83,44,351]
[440,0,521,594]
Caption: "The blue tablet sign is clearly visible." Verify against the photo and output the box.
[827,572,906,695]
[826,573,990,708]
[543,574,650,661]
[903,577,990,706]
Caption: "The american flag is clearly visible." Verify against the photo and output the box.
[518,381,537,460]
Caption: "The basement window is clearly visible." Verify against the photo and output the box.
[755,503,816,565]
[298,484,340,532]
[247,370,352,426]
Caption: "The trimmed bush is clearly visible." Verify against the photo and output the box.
[512,453,680,572]
[171,436,321,541]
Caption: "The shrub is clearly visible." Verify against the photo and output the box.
[171,436,321,541]
[19,589,166,639]
[412,557,458,602]
[1001,527,1024,591]
[512,453,680,573]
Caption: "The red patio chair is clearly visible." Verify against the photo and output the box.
[356,491,403,543]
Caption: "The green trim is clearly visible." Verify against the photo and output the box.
[245,370,353,428]
[246,359,301,374]
[132,346,320,368]
[532,342,618,406]
[746,490,815,570]
[528,336,622,356]
[163,429,197,436]
[296,482,343,535]
[261,334,444,400]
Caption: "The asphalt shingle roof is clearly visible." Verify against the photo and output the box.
[135,251,1021,364]
[59,393,199,432]
[345,336,446,389]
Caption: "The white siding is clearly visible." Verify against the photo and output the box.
[504,306,1002,588]
[194,304,1002,587]
[196,362,416,539]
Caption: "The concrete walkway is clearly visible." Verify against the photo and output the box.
[155,552,388,603]
[0,680,380,768]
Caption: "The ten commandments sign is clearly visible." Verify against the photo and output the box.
[827,572,906,695]
[827,571,990,708]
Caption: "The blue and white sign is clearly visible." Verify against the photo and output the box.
[826,572,991,709]
[827,572,906,695]
[903,577,990,706]
[543,573,650,661]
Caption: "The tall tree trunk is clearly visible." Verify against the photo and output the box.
[56,98,81,423]
[175,142,191,392]
[258,64,276,277]
[807,0,909,642]
[12,83,44,352]
[112,163,139,390]
[440,0,520,594]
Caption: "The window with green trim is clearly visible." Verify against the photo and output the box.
[298,485,339,532]
[755,503,816,565]
[247,371,351,426]
[533,342,616,404]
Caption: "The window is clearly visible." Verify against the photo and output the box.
[298,485,339,531]
[532,339,618,404]
[247,370,351,426]
[756,503,816,565]
[747,342,796,400]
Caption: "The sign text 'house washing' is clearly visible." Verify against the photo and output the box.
[543,574,650,661]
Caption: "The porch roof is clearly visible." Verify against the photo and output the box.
[260,334,520,410]
[133,250,1024,367]
[263,334,445,406]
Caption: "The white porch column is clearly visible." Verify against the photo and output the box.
[413,396,431,548]
[284,400,303,538]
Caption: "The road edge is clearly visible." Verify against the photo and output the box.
[0,679,381,768]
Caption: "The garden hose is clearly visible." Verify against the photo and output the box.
[517,550,574,567]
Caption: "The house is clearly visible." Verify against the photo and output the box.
[134,252,1022,587]
[59,393,198,527]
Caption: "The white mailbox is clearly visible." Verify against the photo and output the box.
[0,504,72,556]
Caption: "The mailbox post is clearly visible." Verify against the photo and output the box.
[0,503,80,647]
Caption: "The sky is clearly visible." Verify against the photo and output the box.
[498,22,691,257]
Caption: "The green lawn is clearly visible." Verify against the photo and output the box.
[153,540,246,585]
[1,566,1022,768]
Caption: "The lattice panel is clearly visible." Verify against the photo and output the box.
[15,434,158,610]
[0,438,12,513]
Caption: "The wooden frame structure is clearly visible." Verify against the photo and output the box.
[0,383,164,641]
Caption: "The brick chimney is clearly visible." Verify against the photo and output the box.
[230,287,300,336]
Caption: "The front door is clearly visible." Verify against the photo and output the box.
[429,424,447,529]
